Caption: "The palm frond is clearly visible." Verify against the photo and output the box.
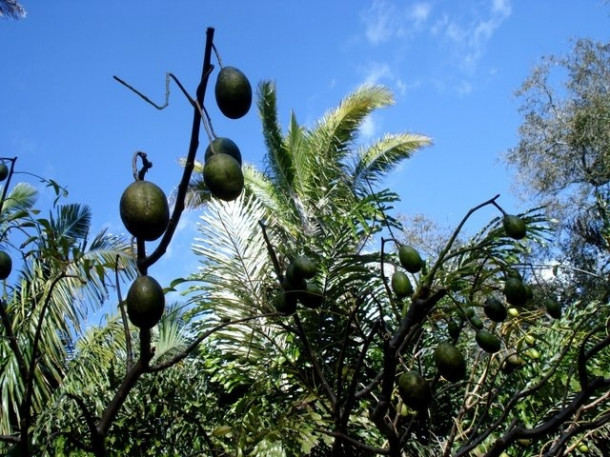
[310,85,394,166]
[0,0,26,19]
[0,182,37,217]
[258,81,295,191]
[151,304,188,364]
[51,203,91,241]
[351,132,432,188]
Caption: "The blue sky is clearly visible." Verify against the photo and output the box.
[1,1,609,318]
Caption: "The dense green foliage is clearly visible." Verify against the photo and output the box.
[1,32,609,457]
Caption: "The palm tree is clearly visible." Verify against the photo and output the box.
[0,181,136,455]
[186,82,431,455]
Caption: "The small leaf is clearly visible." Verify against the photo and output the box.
[212,425,232,436]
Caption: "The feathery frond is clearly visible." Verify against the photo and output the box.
[351,132,432,188]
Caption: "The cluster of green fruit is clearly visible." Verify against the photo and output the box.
[391,245,424,299]
[398,214,563,413]
[0,162,12,280]
[274,256,324,315]
[202,66,252,202]
[119,180,169,329]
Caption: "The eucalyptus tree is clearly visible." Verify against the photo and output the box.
[505,38,610,301]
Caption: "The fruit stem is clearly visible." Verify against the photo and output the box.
[212,42,224,68]
[492,200,507,216]
[131,151,152,181]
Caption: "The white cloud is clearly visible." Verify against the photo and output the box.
[359,61,418,97]
[362,0,397,45]
[361,0,433,44]
[363,62,393,85]
[358,0,512,96]
[409,3,432,27]
[439,0,513,72]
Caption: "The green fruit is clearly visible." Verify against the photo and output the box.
[293,256,318,279]
[505,269,523,281]
[398,245,423,273]
[447,320,461,339]
[215,66,252,119]
[469,315,484,330]
[298,283,324,309]
[203,153,244,202]
[434,342,466,382]
[517,438,532,448]
[284,265,307,291]
[545,299,561,319]
[205,137,242,165]
[0,251,12,279]
[274,291,297,315]
[502,354,526,373]
[524,284,534,301]
[119,180,170,241]
[578,443,589,453]
[484,297,507,322]
[527,348,541,360]
[503,215,526,240]
[504,277,527,307]
[398,371,431,411]
[0,163,8,181]
[127,276,165,329]
[508,307,520,317]
[391,271,413,298]
[524,334,536,346]
[475,329,502,353]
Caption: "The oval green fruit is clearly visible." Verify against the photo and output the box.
[203,153,244,202]
[274,291,297,315]
[434,342,466,382]
[527,348,541,360]
[298,282,324,309]
[484,297,507,322]
[545,299,561,319]
[447,320,461,339]
[475,329,502,353]
[391,270,413,298]
[127,275,165,329]
[505,269,523,281]
[398,245,423,273]
[215,66,252,119]
[508,307,520,317]
[503,214,526,240]
[504,277,527,307]
[469,315,484,330]
[502,354,526,374]
[0,251,12,280]
[284,264,307,291]
[205,137,242,165]
[120,180,169,241]
[293,256,318,279]
[0,163,8,182]
[398,371,431,411]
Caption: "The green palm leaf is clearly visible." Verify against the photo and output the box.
[351,132,432,188]
[258,81,294,192]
